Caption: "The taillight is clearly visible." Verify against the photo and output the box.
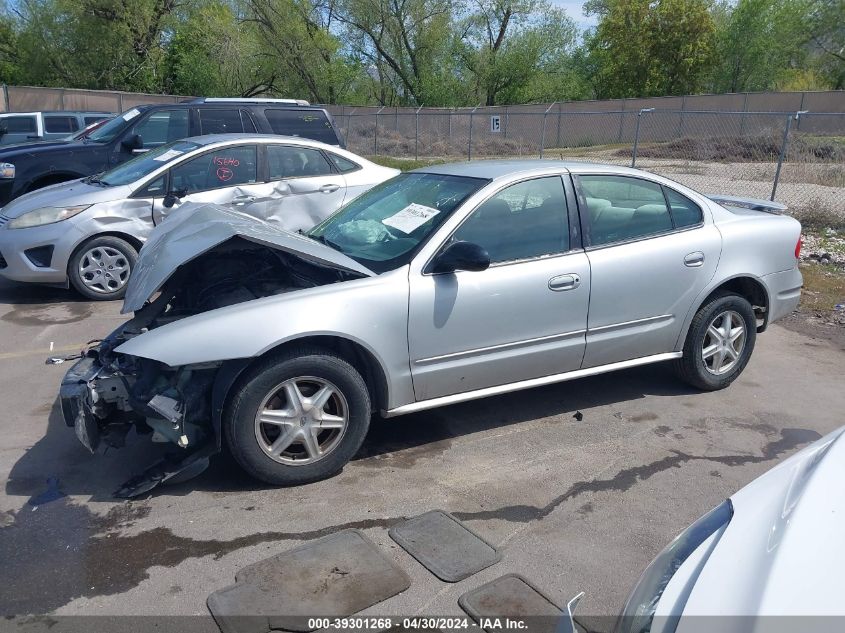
[795,236,802,259]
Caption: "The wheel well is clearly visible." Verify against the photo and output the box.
[255,335,389,413]
[68,232,144,270]
[26,173,83,193]
[701,276,770,331]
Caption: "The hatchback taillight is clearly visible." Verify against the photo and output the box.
[795,236,802,259]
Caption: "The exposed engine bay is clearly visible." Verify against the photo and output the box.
[58,237,362,497]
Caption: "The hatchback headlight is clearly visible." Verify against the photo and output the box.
[614,500,733,633]
[0,163,14,179]
[7,205,91,229]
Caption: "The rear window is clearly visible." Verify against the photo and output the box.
[44,116,78,133]
[1,116,36,133]
[264,109,338,144]
[328,153,360,173]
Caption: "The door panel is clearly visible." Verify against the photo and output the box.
[408,254,591,401]
[582,226,721,367]
[407,175,588,402]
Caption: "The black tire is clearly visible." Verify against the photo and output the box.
[675,292,757,391]
[224,347,371,486]
[68,235,137,301]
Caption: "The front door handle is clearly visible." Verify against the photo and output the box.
[684,251,705,267]
[319,184,341,193]
[549,273,581,291]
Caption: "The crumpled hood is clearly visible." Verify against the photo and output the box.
[1,178,131,219]
[679,425,845,619]
[122,203,375,313]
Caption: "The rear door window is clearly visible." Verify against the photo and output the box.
[327,153,361,173]
[199,109,245,134]
[131,109,190,147]
[264,109,338,144]
[267,145,333,179]
[170,145,258,193]
[578,175,674,246]
[44,116,78,133]
[664,187,703,228]
[1,116,37,133]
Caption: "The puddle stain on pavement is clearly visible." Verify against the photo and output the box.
[1,302,93,326]
[0,426,820,614]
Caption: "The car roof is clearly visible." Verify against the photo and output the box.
[413,159,646,180]
[181,133,340,149]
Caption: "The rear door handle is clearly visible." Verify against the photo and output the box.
[684,251,705,267]
[319,184,341,193]
[232,195,256,204]
[549,273,581,291]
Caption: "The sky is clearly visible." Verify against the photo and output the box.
[551,0,598,31]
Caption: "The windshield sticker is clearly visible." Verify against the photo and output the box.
[152,148,184,162]
[382,203,440,233]
[122,108,141,121]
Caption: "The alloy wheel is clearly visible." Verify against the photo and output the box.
[701,310,746,375]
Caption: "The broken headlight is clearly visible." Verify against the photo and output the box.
[614,500,733,633]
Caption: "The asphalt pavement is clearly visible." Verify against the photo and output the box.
[1,277,843,630]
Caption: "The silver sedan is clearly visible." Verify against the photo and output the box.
[0,134,398,299]
[58,161,803,495]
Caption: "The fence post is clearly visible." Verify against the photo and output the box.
[540,102,555,158]
[677,95,686,138]
[771,110,807,201]
[468,104,479,160]
[374,106,384,155]
[414,104,423,160]
[504,106,509,139]
[1,84,8,112]
[556,102,562,147]
[631,108,654,168]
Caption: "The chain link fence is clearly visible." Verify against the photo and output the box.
[337,108,845,223]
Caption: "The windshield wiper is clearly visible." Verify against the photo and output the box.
[84,173,109,186]
[308,233,341,252]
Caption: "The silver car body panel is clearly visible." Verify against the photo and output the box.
[0,134,397,285]
[111,160,802,415]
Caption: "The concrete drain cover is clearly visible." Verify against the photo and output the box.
[388,510,500,582]
[458,574,562,633]
[207,529,411,633]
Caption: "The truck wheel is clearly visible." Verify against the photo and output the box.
[675,292,756,391]
[224,348,371,486]
[68,236,137,301]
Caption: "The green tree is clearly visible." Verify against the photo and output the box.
[458,0,579,106]
[13,0,180,91]
[585,0,715,98]
[709,0,812,93]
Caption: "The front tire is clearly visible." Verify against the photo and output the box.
[224,348,371,486]
[675,292,757,391]
[68,235,137,300]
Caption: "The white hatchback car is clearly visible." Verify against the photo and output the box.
[0,134,398,299]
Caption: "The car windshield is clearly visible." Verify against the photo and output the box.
[308,172,488,273]
[86,108,145,143]
[99,140,202,186]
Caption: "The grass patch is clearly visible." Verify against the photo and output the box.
[367,155,450,171]
[799,263,845,313]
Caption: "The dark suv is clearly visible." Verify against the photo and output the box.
[0,98,344,206]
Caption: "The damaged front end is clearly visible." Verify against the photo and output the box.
[58,205,374,498]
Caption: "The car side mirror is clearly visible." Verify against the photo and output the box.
[162,188,187,208]
[429,241,490,274]
[121,134,143,151]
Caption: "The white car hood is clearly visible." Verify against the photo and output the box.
[679,425,845,621]
[1,179,131,218]
[122,203,375,313]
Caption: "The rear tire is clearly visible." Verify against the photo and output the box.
[675,292,756,391]
[224,347,371,486]
[68,235,137,301]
